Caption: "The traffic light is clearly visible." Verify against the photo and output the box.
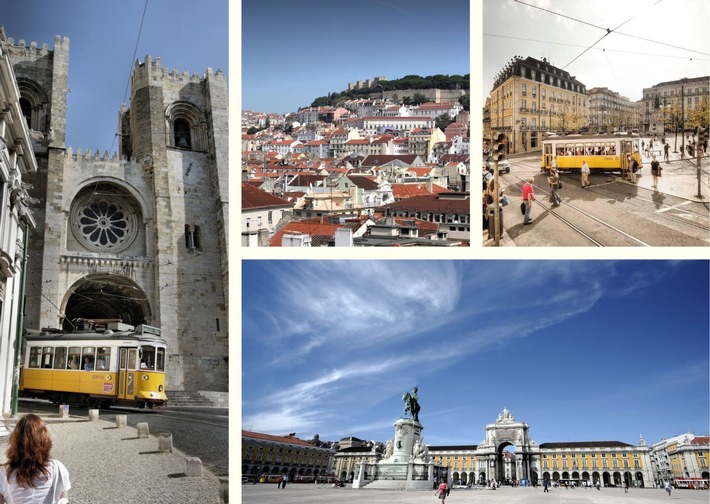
[492,132,507,162]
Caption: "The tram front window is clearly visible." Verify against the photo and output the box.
[140,346,156,370]
[156,347,165,372]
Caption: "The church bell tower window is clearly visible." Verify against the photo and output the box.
[174,118,191,149]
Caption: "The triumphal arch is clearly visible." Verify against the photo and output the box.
[474,408,538,483]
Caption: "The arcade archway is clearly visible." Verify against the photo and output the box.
[62,274,151,330]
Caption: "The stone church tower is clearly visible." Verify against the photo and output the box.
[2,33,228,392]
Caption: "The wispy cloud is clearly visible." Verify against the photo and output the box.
[243,260,697,438]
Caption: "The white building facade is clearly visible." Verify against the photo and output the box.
[0,28,38,427]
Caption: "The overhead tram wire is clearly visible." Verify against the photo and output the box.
[602,49,619,91]
[85,0,150,205]
[94,0,149,163]
[484,33,710,61]
[563,12,641,70]
[514,0,708,59]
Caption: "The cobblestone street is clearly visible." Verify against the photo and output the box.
[241,484,709,504]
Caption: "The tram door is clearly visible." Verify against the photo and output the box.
[543,143,553,170]
[117,347,138,401]
[621,140,633,169]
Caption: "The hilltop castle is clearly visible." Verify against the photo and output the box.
[0,27,229,392]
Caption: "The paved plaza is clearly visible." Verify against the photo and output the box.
[240,484,708,504]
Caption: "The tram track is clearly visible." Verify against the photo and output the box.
[496,158,709,246]
[505,176,650,247]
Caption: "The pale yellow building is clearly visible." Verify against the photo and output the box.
[242,430,335,482]
[486,56,588,155]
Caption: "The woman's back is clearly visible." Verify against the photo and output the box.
[1,459,70,504]
[0,414,71,504]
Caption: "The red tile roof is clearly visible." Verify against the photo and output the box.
[408,167,433,177]
[361,155,420,167]
[270,220,343,246]
[391,183,448,198]
[348,176,379,190]
[242,182,292,210]
[382,194,469,214]
[242,430,315,447]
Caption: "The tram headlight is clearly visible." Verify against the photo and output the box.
[158,385,163,392]
[142,374,149,381]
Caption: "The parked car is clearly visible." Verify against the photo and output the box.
[485,155,510,173]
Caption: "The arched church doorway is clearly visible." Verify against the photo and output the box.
[61,274,151,330]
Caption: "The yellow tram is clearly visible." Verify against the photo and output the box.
[541,133,643,173]
[20,321,168,409]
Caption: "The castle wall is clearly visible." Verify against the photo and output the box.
[382,88,466,104]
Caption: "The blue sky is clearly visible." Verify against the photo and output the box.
[242,260,709,449]
[2,0,228,155]
[482,0,710,107]
[241,0,471,114]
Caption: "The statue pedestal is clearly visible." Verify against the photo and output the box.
[354,417,436,491]
[390,418,422,463]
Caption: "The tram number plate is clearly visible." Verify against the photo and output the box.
[103,383,114,392]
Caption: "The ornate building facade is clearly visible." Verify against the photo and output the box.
[486,56,588,154]
[242,430,335,481]
[428,408,656,488]
[0,26,38,425]
[245,409,699,490]
[0,27,228,393]
[642,76,710,136]
[587,87,640,133]
[649,433,710,487]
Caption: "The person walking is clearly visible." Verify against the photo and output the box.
[0,414,71,504]
[543,478,550,493]
[663,142,670,162]
[522,177,535,225]
[580,159,590,188]
[436,477,449,502]
[548,165,561,206]
[665,481,672,497]
[650,155,661,189]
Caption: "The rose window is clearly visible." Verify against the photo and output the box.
[71,195,138,253]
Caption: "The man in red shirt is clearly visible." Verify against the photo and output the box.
[522,177,535,224]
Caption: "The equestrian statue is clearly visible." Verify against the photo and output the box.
[402,386,421,422]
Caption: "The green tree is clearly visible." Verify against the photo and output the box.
[459,93,470,112]
[687,96,709,129]
[435,113,454,131]
[310,96,331,108]
[412,93,427,105]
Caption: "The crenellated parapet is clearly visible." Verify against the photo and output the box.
[130,54,226,88]
[64,146,124,162]
[3,34,69,55]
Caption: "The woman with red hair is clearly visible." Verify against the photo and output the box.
[0,414,71,504]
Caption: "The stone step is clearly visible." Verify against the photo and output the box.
[166,390,216,407]
[360,480,406,490]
